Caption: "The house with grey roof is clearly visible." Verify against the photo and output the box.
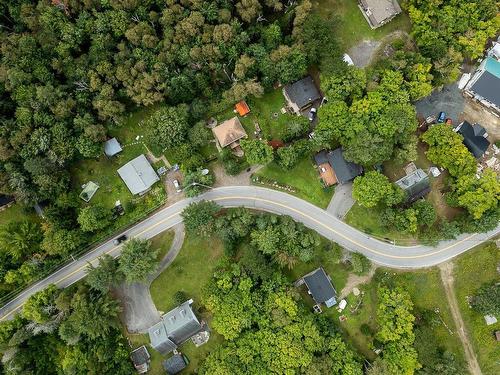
[395,168,430,203]
[358,0,402,29]
[130,346,150,374]
[463,42,500,115]
[297,267,337,309]
[283,76,321,114]
[314,148,363,186]
[117,154,159,195]
[455,121,490,159]
[104,137,122,157]
[163,354,188,375]
[148,299,208,355]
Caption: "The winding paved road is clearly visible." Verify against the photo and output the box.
[0,186,498,321]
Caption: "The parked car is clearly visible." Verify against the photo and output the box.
[173,179,182,192]
[437,111,446,123]
[113,234,127,245]
[308,107,317,121]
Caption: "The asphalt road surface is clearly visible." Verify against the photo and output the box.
[0,186,498,321]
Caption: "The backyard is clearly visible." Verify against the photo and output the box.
[453,241,500,375]
[312,0,412,50]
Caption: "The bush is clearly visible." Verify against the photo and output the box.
[351,252,371,275]
[173,290,188,305]
[360,323,372,336]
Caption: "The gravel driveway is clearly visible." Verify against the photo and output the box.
[326,183,355,219]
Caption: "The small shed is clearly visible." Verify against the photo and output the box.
[395,168,430,203]
[130,345,150,374]
[79,181,100,202]
[484,315,498,326]
[104,137,123,157]
[235,100,251,117]
[494,330,500,342]
[163,353,188,375]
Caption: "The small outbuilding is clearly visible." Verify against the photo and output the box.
[283,76,321,115]
[130,345,150,374]
[117,154,160,195]
[163,353,188,375]
[104,137,123,157]
[235,100,251,117]
[455,121,490,159]
[299,267,337,308]
[358,0,402,29]
[395,168,430,203]
[494,330,500,342]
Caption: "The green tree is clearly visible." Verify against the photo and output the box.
[22,284,60,324]
[183,169,215,197]
[240,139,274,165]
[321,66,366,103]
[86,254,122,292]
[352,171,404,208]
[181,200,221,236]
[118,239,158,283]
[470,282,500,316]
[282,115,310,142]
[413,200,436,227]
[77,204,112,232]
[0,221,43,261]
[351,252,371,275]
[145,105,189,153]
[41,227,83,256]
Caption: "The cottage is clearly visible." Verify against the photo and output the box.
[395,168,430,203]
[358,0,402,29]
[455,121,490,159]
[104,137,122,157]
[283,76,321,115]
[163,353,188,375]
[117,154,160,195]
[130,346,150,374]
[148,299,209,355]
[298,267,337,308]
[212,117,248,156]
[463,45,500,115]
[314,149,363,186]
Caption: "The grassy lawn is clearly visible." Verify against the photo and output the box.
[0,203,38,226]
[255,155,334,208]
[312,0,412,49]
[453,242,500,375]
[150,230,175,262]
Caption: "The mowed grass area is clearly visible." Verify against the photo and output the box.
[255,155,334,208]
[319,268,465,365]
[453,242,500,375]
[148,234,225,373]
[312,0,412,49]
[150,230,175,262]
[0,203,38,226]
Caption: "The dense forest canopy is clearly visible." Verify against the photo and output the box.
[0,0,334,205]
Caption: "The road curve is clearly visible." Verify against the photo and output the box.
[0,186,498,320]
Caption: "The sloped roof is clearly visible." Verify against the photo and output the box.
[163,354,187,375]
[470,70,500,108]
[212,117,247,148]
[303,267,337,306]
[117,154,159,195]
[235,100,250,116]
[359,0,402,27]
[457,121,490,158]
[395,168,430,202]
[315,149,362,184]
[130,346,150,367]
[283,76,321,109]
[104,137,122,156]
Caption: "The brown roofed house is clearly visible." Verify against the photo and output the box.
[212,117,248,156]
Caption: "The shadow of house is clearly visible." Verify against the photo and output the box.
[455,121,490,159]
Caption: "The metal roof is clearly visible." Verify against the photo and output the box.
[303,267,337,306]
[395,168,430,202]
[104,137,122,156]
[470,70,500,108]
[117,154,159,195]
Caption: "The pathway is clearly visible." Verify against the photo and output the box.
[114,223,185,333]
[339,265,377,299]
[439,262,482,375]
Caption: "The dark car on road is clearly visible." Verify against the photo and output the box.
[113,234,127,245]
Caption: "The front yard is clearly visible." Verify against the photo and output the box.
[453,242,500,375]
[254,155,335,209]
